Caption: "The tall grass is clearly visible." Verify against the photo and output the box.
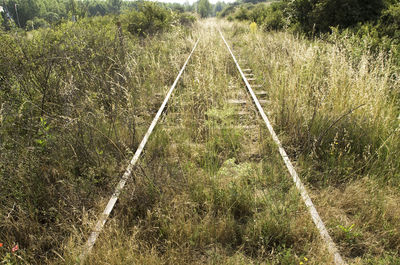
[0,15,194,264]
[224,21,400,263]
[227,22,400,186]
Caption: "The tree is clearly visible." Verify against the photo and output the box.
[4,0,43,28]
[108,0,122,14]
[0,10,4,30]
[88,2,108,17]
[213,1,227,16]
[289,0,386,33]
[197,0,211,18]
[66,0,77,17]
[378,3,400,38]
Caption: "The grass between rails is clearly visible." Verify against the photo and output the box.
[223,21,400,263]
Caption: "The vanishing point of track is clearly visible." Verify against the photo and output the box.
[79,30,346,265]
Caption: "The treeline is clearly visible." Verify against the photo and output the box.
[0,0,237,30]
[0,0,200,31]
[220,0,400,41]
[0,0,124,30]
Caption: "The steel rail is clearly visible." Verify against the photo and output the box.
[218,30,346,265]
[79,39,200,263]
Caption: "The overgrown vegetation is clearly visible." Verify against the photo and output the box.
[220,0,400,49]
[1,0,400,264]
[124,2,195,37]
[0,4,195,263]
[0,0,223,31]
[65,21,329,264]
[226,19,400,263]
[0,0,125,29]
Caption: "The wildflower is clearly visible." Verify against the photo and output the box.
[304,257,308,261]
[250,22,257,33]
[0,243,3,247]
[12,244,18,252]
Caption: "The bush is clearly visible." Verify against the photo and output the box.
[221,2,288,31]
[126,2,173,37]
[261,2,288,31]
[378,3,400,39]
[0,16,133,263]
[288,0,386,34]
[178,12,196,27]
[234,7,250,21]
[218,4,237,18]
[44,12,59,23]
[25,17,49,30]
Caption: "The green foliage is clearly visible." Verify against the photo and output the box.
[0,14,174,263]
[258,2,288,31]
[178,12,197,27]
[234,7,250,21]
[378,3,400,39]
[25,16,49,30]
[87,1,108,17]
[0,12,4,30]
[108,0,122,14]
[214,1,226,16]
[289,0,386,33]
[220,2,289,31]
[164,3,185,13]
[1,0,189,31]
[218,4,237,18]
[125,2,172,37]
[224,0,400,43]
[197,0,211,18]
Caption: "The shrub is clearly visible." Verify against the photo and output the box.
[0,16,133,263]
[25,17,49,30]
[262,2,288,31]
[234,7,250,21]
[218,4,237,18]
[288,0,386,34]
[126,2,173,37]
[177,12,196,27]
[378,3,400,39]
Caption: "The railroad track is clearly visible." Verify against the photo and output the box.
[79,29,346,265]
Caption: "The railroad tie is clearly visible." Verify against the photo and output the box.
[255,91,268,97]
[79,39,200,263]
[228,99,247,105]
[219,29,346,265]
